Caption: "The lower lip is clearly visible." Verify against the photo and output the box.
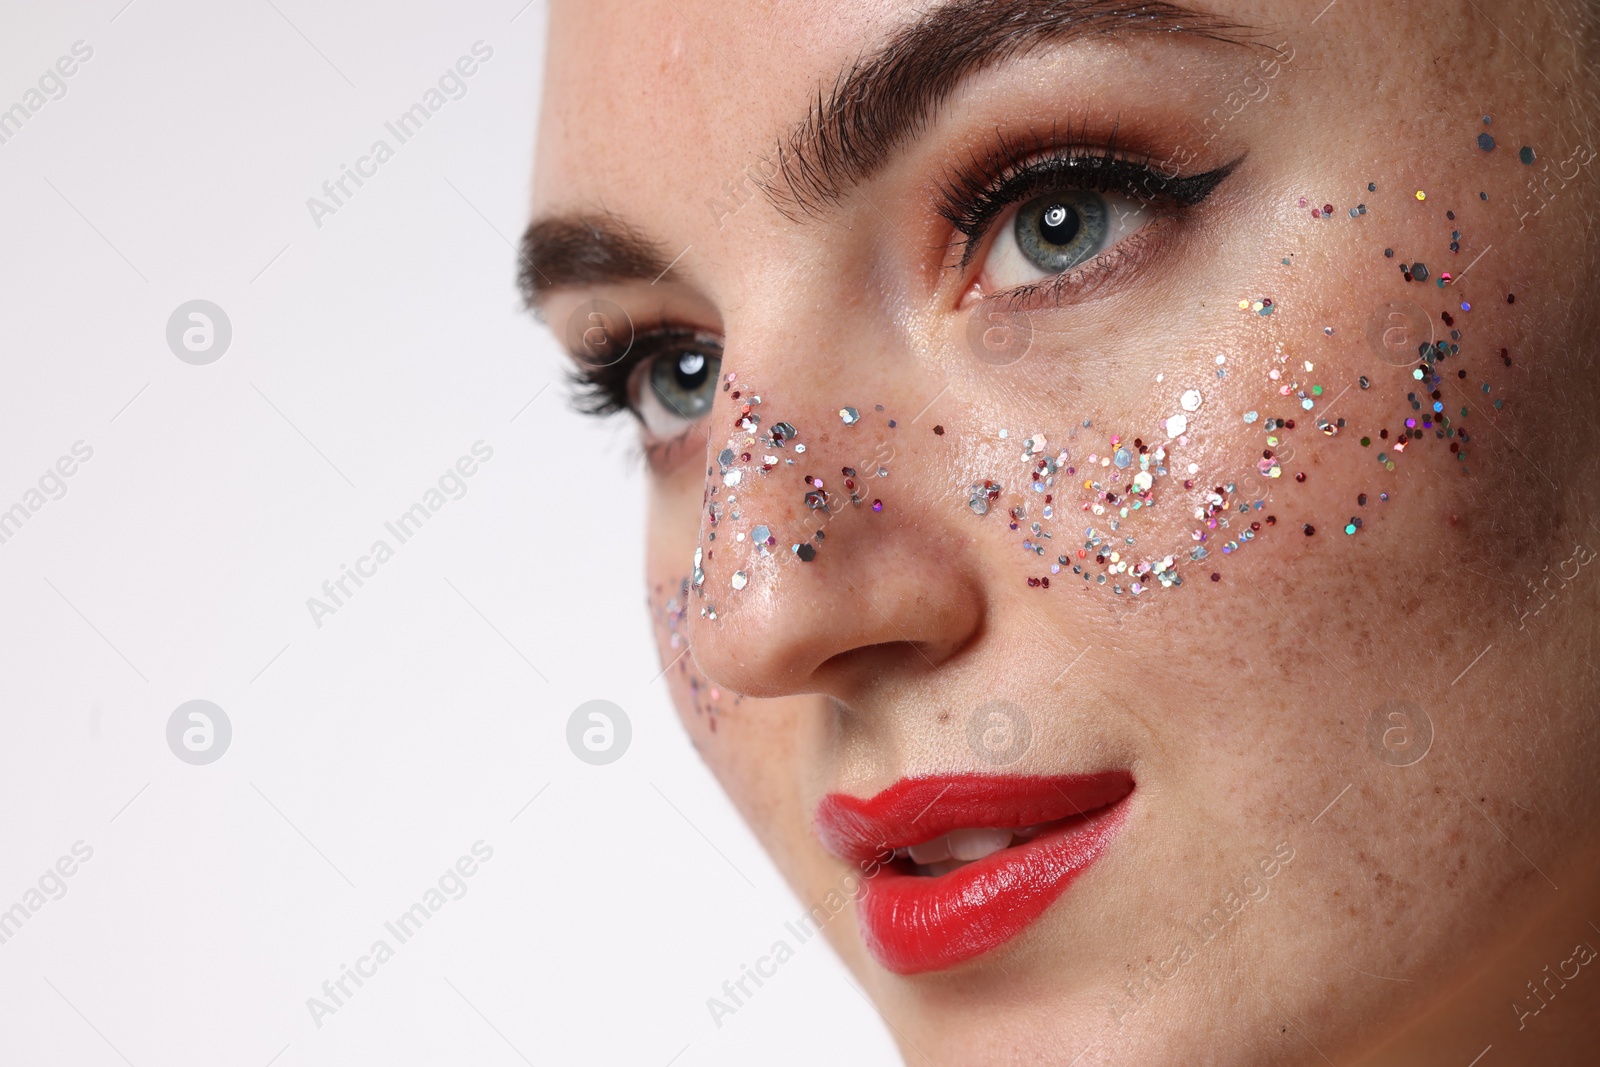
[851,791,1131,975]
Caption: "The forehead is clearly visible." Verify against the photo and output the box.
[533,0,877,206]
[532,0,1589,205]
[526,0,1578,314]
[531,0,1284,215]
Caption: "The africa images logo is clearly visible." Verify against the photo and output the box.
[305,42,494,229]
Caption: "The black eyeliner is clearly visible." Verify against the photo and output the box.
[568,327,722,421]
[939,131,1240,268]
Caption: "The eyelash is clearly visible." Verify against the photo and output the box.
[568,324,722,438]
[937,127,1236,273]
[570,135,1236,423]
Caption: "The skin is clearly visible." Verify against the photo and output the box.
[530,1,1600,1063]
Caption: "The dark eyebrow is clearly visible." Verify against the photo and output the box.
[519,0,1259,305]
[518,214,671,311]
[765,0,1260,216]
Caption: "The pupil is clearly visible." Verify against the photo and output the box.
[1039,202,1079,246]
[676,351,707,386]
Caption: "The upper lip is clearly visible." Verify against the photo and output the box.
[815,771,1135,863]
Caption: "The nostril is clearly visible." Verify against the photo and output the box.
[814,638,952,685]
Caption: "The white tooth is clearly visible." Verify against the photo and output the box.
[908,835,952,865]
[947,827,1013,862]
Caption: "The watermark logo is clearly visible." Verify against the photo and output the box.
[0,439,94,548]
[1515,540,1596,630]
[305,41,495,229]
[706,155,780,229]
[0,840,95,948]
[305,442,495,629]
[567,700,631,765]
[1364,301,1434,369]
[305,840,495,1029]
[0,40,94,148]
[1104,842,1295,1028]
[1512,931,1597,1031]
[966,701,1032,765]
[1365,700,1432,766]
[166,700,232,765]
[565,298,633,369]
[166,300,232,365]
[965,302,1032,366]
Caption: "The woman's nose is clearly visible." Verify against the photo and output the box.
[683,349,985,700]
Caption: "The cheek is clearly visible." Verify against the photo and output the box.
[646,458,788,768]
[646,579,737,749]
[645,460,720,734]
[1205,186,1542,591]
[956,175,1544,609]
[643,549,815,866]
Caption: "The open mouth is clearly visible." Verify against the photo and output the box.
[815,772,1135,974]
[887,817,1076,877]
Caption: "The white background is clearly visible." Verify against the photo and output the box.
[0,2,898,1063]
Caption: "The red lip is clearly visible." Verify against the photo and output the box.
[815,772,1134,974]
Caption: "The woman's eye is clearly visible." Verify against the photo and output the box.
[632,339,722,438]
[976,190,1151,293]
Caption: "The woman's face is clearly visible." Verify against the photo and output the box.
[530,1,1600,1061]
